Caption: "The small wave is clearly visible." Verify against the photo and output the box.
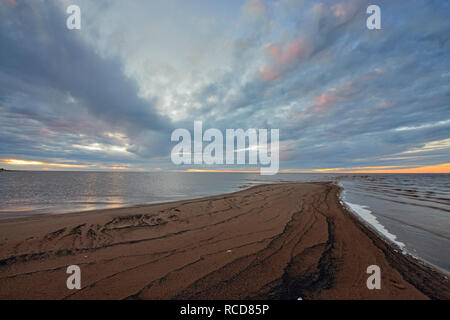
[342,200,406,249]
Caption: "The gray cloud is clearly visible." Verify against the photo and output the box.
[0,0,449,171]
[0,0,173,162]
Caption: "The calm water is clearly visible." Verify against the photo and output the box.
[0,171,449,271]
[339,174,450,272]
[0,171,335,216]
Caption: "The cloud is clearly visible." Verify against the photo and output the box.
[1,158,91,169]
[3,0,17,6]
[315,93,338,105]
[260,38,311,81]
[0,0,449,172]
[399,138,450,155]
[331,1,359,19]
[243,0,267,17]
[0,1,173,159]
[394,120,450,132]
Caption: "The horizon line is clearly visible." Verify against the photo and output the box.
[2,159,450,174]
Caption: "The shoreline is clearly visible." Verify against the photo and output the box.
[334,186,450,298]
[0,182,448,299]
[335,186,448,276]
[336,184,450,277]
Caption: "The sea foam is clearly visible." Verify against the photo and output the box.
[343,200,405,249]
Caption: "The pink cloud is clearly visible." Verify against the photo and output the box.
[378,100,394,108]
[315,93,338,105]
[314,80,355,105]
[278,140,296,160]
[290,83,353,118]
[290,104,335,120]
[313,1,359,21]
[279,151,294,161]
[260,66,282,82]
[4,0,18,6]
[312,3,326,16]
[331,1,359,20]
[260,38,311,82]
[331,3,347,17]
[266,38,309,65]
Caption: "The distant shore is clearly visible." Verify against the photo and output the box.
[0,168,19,172]
[0,182,448,300]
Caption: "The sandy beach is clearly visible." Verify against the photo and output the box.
[0,182,448,300]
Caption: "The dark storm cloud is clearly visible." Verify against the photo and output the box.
[0,0,173,162]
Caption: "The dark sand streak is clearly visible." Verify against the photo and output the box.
[0,183,448,300]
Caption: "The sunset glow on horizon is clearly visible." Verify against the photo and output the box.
[0,159,135,171]
[1,159,91,169]
[3,159,450,174]
[181,164,450,174]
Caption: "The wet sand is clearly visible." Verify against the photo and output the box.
[0,183,448,300]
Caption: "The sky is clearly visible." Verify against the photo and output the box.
[0,0,449,173]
